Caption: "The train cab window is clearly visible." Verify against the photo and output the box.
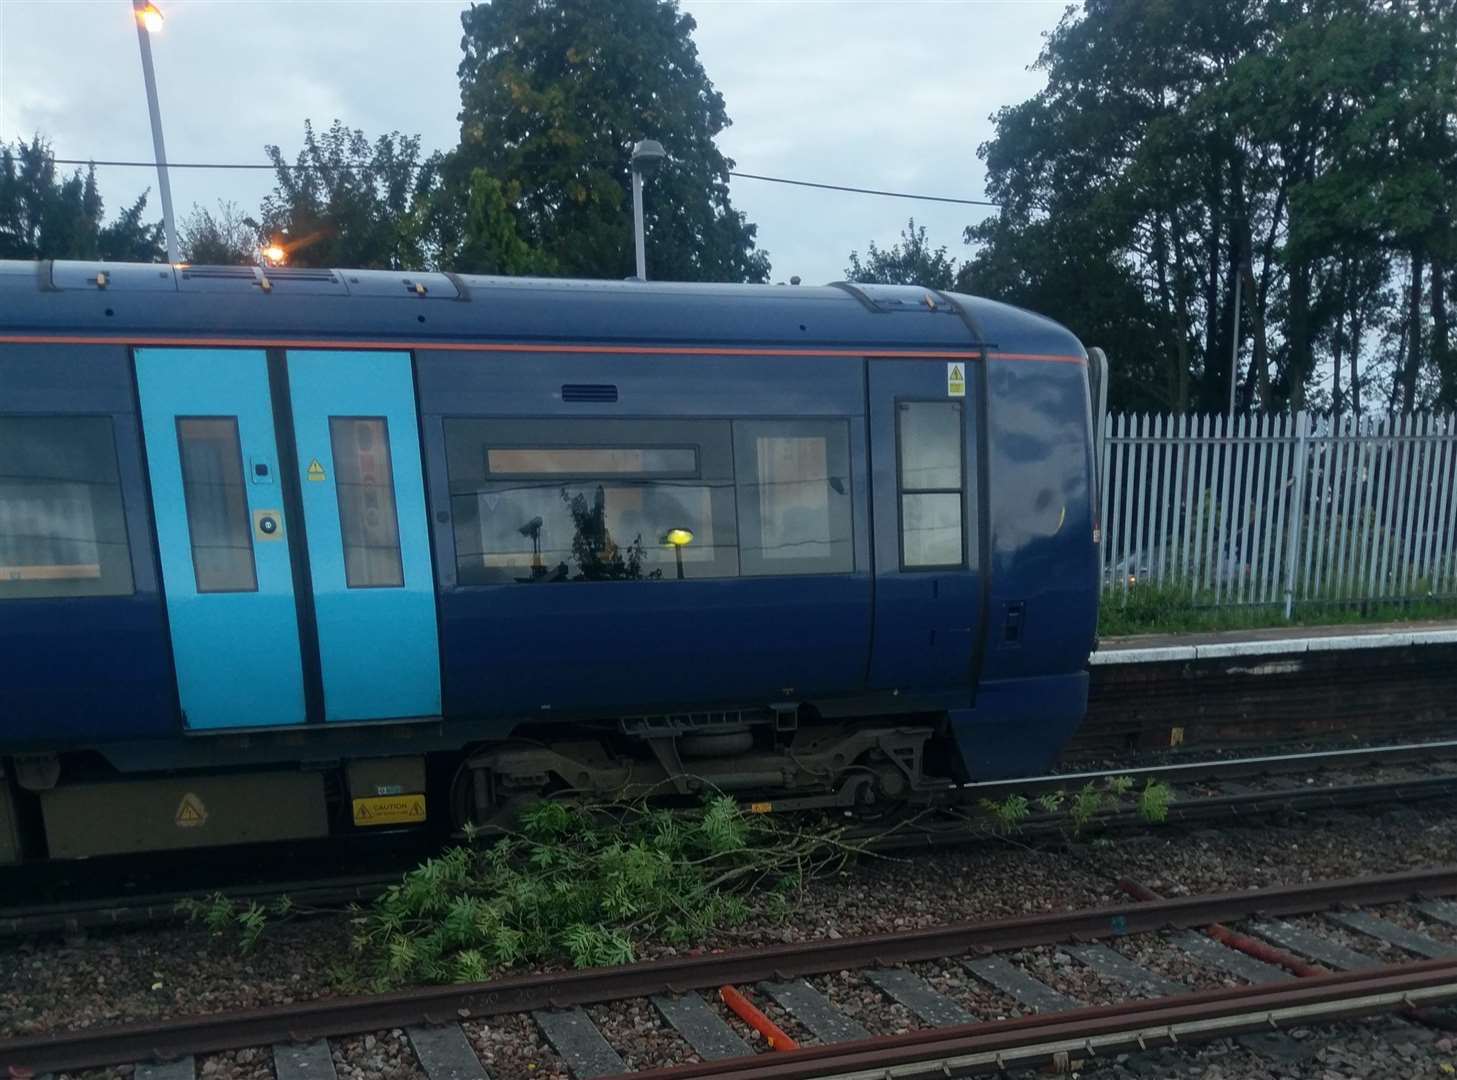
[0,415,134,599]
[445,418,738,584]
[177,417,258,593]
[330,417,404,588]
[733,420,853,575]
[897,401,964,568]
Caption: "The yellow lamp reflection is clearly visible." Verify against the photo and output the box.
[662,527,694,579]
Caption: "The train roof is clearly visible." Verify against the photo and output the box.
[0,259,1085,359]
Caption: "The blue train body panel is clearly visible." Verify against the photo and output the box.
[0,261,1098,783]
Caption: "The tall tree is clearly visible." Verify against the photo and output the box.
[964,0,1456,415]
[845,219,959,288]
[454,0,769,282]
[0,138,163,262]
[260,120,432,269]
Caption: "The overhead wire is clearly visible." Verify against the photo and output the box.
[42,156,1004,208]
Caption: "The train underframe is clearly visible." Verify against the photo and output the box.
[0,707,961,863]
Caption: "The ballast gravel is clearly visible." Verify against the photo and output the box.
[8,796,1457,1080]
[1007,1015,1456,1079]
[586,998,698,1070]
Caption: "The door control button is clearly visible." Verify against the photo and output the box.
[252,509,284,541]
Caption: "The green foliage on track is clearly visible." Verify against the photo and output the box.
[349,796,858,987]
[979,775,1176,839]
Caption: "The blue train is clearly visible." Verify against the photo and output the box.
[0,260,1099,862]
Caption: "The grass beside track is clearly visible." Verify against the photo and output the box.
[1098,581,1457,636]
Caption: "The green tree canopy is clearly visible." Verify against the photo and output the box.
[964,0,1456,414]
[453,0,769,282]
[845,219,959,289]
[180,200,257,265]
[259,120,433,269]
[0,138,164,262]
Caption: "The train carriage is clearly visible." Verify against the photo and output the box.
[0,260,1098,862]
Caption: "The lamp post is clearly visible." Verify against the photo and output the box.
[629,139,667,280]
[662,527,693,580]
[132,1,180,264]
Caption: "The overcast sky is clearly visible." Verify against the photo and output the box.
[0,0,1067,283]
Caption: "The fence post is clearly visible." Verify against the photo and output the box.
[1282,411,1311,619]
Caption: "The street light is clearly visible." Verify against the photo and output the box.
[662,526,693,580]
[629,139,667,280]
[132,0,180,264]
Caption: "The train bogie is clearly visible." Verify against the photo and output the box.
[0,264,1099,862]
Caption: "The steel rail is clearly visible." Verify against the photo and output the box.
[0,873,397,938]
[605,960,1457,1080]
[5,865,1457,1074]
[872,771,1457,851]
[960,737,1457,801]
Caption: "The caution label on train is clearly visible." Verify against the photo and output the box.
[175,792,208,828]
[352,793,426,826]
[947,362,966,397]
[306,459,326,482]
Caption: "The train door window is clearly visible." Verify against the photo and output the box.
[176,417,258,593]
[329,417,404,588]
[0,415,133,599]
[733,420,853,575]
[444,418,738,583]
[897,401,964,568]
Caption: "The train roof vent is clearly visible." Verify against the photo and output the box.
[50,260,178,292]
[830,281,956,313]
[341,269,461,300]
[562,383,619,403]
[178,265,347,296]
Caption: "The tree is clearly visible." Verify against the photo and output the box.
[963,0,1456,415]
[259,120,433,269]
[0,137,163,262]
[416,162,557,276]
[845,219,959,288]
[180,200,257,265]
[453,0,769,282]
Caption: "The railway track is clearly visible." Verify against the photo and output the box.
[5,738,1457,941]
[5,865,1457,1077]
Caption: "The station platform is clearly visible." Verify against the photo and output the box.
[1092,619,1457,666]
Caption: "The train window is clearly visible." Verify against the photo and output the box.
[330,417,404,588]
[733,420,853,575]
[0,416,134,600]
[445,418,738,584]
[897,401,964,568]
[177,417,258,593]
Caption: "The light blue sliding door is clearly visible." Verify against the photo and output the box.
[286,350,440,720]
[135,348,307,729]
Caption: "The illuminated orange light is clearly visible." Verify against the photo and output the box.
[262,244,287,265]
[137,2,164,32]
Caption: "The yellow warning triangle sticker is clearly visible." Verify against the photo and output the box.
[175,793,208,828]
[307,459,326,482]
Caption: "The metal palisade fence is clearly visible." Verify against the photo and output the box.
[1098,412,1457,616]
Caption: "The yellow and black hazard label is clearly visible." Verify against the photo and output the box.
[947,362,966,397]
[352,793,426,827]
[175,792,208,828]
